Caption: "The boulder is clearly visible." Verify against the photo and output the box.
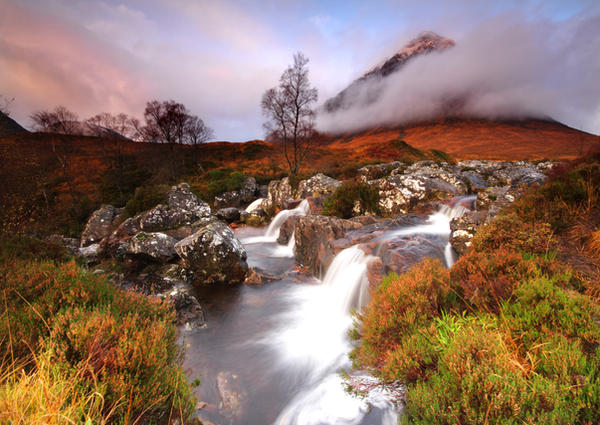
[476,186,524,217]
[168,287,206,329]
[357,161,405,182]
[214,191,242,210]
[80,205,116,247]
[296,173,341,199]
[493,163,546,187]
[174,221,248,285]
[216,207,242,223]
[127,232,177,263]
[372,173,465,216]
[238,177,258,203]
[140,183,211,232]
[266,177,293,210]
[277,215,300,245]
[294,215,364,274]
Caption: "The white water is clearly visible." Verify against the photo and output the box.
[265,199,310,238]
[242,200,311,250]
[266,201,472,424]
[266,246,400,425]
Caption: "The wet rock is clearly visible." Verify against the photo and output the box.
[243,268,282,285]
[127,232,177,263]
[296,173,341,199]
[168,287,206,329]
[217,371,248,420]
[80,205,116,247]
[174,221,248,285]
[266,177,293,210]
[450,210,487,255]
[139,183,211,232]
[294,215,364,274]
[277,215,300,245]
[216,207,241,223]
[357,161,405,181]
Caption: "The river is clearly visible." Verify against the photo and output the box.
[182,198,473,425]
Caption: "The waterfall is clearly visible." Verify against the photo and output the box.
[269,246,398,425]
[265,199,310,239]
[321,246,372,314]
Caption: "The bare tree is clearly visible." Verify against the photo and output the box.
[30,106,79,134]
[141,100,189,144]
[261,52,318,175]
[0,95,14,116]
[85,112,138,139]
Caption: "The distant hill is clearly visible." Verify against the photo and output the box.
[324,118,600,161]
[0,111,28,137]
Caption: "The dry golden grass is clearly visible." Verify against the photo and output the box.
[0,351,119,425]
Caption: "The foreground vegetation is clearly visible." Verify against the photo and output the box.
[0,238,195,424]
[351,153,600,424]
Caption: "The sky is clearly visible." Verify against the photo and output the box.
[0,0,599,141]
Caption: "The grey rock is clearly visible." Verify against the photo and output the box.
[127,232,177,263]
[357,161,405,181]
[80,205,115,247]
[140,183,211,232]
[296,173,341,199]
[216,207,242,223]
[265,177,293,210]
[174,221,248,285]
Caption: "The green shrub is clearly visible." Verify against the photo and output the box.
[503,276,600,349]
[124,184,169,217]
[323,181,380,218]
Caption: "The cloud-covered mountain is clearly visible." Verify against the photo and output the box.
[324,32,455,113]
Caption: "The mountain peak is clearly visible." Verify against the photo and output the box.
[324,31,455,113]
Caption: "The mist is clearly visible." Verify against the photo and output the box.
[317,13,600,135]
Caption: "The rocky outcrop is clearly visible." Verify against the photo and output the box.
[358,161,405,181]
[266,177,293,210]
[174,221,248,285]
[293,215,364,274]
[127,232,177,263]
[80,205,116,247]
[140,183,211,232]
[296,173,341,199]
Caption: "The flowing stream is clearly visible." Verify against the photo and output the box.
[183,198,472,425]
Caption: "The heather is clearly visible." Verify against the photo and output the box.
[351,154,600,424]
[0,238,194,424]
